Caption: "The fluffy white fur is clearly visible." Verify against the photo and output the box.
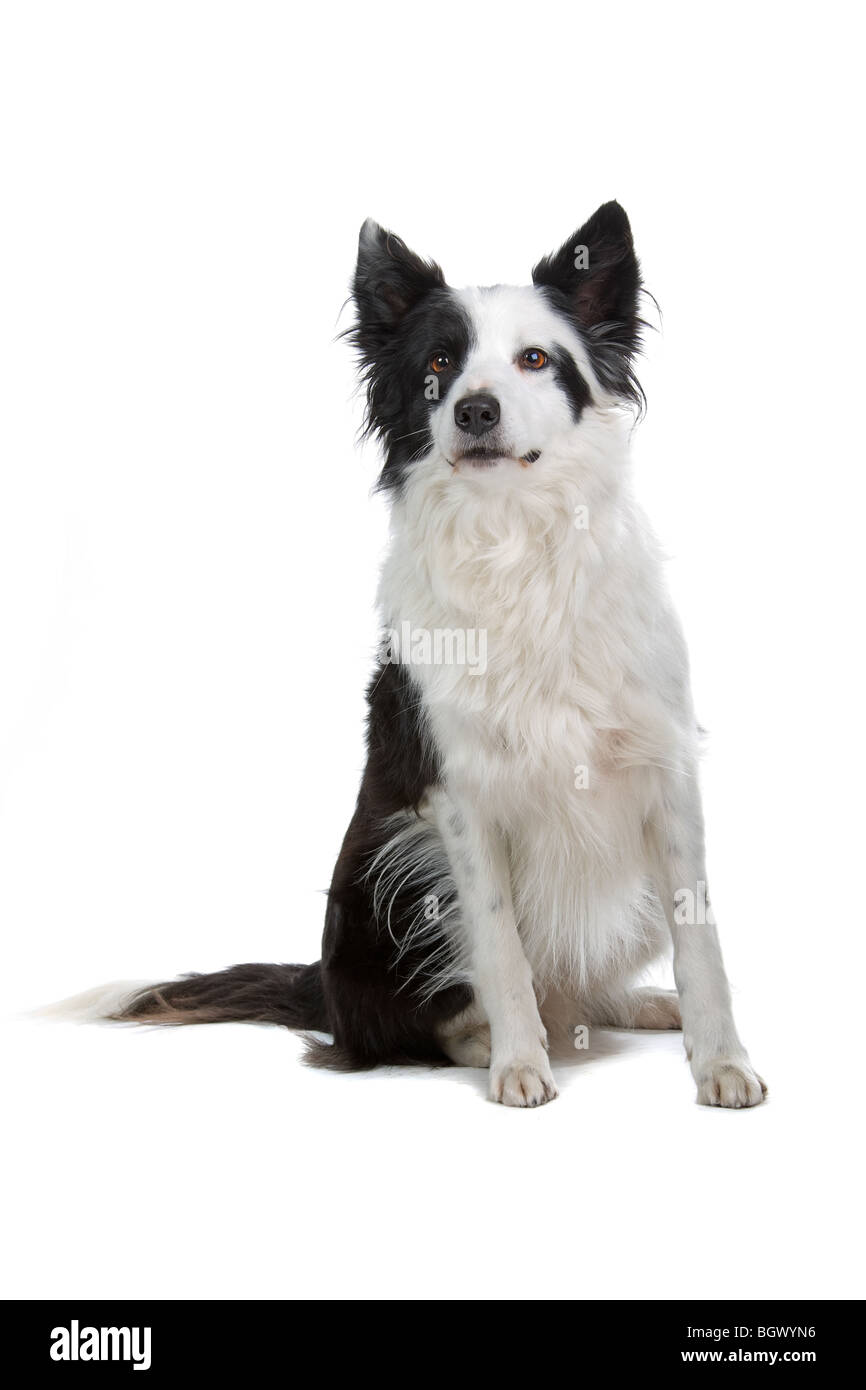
[29,981,157,1023]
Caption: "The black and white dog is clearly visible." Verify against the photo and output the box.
[65,203,765,1108]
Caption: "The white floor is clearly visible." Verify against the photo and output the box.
[3,982,857,1302]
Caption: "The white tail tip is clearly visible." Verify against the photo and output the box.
[26,980,159,1024]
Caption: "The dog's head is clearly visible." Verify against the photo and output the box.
[350,202,645,496]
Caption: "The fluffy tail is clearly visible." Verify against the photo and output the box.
[38,963,328,1032]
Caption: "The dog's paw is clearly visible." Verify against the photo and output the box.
[490,1058,558,1108]
[696,1058,767,1109]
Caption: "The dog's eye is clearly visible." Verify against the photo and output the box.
[520,348,548,370]
[429,352,450,373]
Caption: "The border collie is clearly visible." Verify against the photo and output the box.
[58,202,765,1108]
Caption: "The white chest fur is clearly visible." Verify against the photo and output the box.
[378,421,696,990]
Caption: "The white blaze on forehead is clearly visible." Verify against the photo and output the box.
[453,284,600,392]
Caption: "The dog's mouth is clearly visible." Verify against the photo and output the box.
[450,447,541,470]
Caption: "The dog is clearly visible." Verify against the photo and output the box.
[56,202,765,1108]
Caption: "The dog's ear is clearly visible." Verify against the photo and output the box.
[532,201,641,350]
[353,219,444,345]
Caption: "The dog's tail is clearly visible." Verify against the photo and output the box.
[36,962,329,1032]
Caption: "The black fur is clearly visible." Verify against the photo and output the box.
[313,659,470,1068]
[532,200,646,415]
[548,342,592,422]
[116,962,328,1029]
[350,220,475,495]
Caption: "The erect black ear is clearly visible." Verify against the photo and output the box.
[532,201,641,350]
[353,219,445,345]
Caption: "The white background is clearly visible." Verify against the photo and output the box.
[1,1,864,1301]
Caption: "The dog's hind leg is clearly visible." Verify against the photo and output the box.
[437,1002,491,1067]
[540,984,681,1040]
[596,987,682,1030]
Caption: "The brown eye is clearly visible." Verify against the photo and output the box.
[430,352,450,373]
[521,348,548,370]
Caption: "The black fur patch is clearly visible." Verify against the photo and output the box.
[314,660,470,1069]
[349,220,474,494]
[549,342,592,422]
[363,657,441,810]
[532,200,647,415]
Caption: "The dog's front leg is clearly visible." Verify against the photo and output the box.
[649,783,766,1108]
[436,792,557,1107]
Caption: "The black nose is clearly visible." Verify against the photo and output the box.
[454,392,500,437]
